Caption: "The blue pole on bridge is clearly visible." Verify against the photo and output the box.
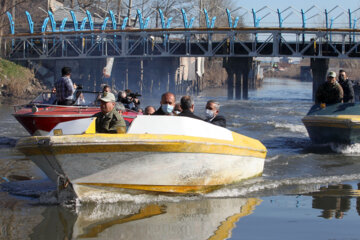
[48,11,57,32]
[6,12,15,48]
[252,9,259,42]
[181,9,194,28]
[277,9,283,28]
[60,18,67,32]
[158,9,173,47]
[353,19,357,42]
[203,8,216,28]
[25,11,34,34]
[70,10,78,31]
[226,9,239,28]
[86,10,94,31]
[301,9,306,43]
[136,9,150,29]
[101,17,109,30]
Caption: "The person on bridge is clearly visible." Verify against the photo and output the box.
[93,92,126,133]
[204,100,226,128]
[178,96,203,120]
[338,70,355,103]
[316,71,344,105]
[55,67,76,105]
[153,92,176,115]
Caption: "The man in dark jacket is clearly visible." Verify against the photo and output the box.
[205,100,226,127]
[178,96,202,120]
[153,92,176,115]
[338,70,355,103]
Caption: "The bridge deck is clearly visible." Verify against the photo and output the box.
[2,28,360,60]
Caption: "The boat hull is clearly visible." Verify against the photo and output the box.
[302,103,360,144]
[17,135,265,200]
[31,151,263,200]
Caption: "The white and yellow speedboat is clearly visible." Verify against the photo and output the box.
[16,116,267,201]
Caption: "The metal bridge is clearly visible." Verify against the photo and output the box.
[3,6,360,60]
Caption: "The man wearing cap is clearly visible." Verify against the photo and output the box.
[93,92,126,133]
[316,71,344,105]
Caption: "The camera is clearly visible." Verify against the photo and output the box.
[129,92,142,98]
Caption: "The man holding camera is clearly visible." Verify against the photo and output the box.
[118,89,141,111]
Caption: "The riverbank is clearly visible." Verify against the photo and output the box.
[0,58,45,104]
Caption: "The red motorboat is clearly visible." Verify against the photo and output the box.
[13,91,141,135]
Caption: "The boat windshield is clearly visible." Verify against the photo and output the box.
[73,91,101,106]
[30,92,57,105]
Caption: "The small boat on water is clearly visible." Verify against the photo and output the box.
[16,116,267,201]
[302,103,360,144]
[13,91,140,136]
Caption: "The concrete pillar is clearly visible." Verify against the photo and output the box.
[243,70,249,99]
[128,59,141,92]
[310,58,329,100]
[168,59,177,94]
[224,57,253,100]
[227,70,234,99]
[235,70,242,99]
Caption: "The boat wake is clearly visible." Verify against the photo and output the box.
[206,174,360,198]
[330,143,360,155]
[267,121,308,135]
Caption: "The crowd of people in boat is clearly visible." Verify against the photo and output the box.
[54,66,226,133]
[316,69,355,106]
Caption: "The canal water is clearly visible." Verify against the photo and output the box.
[1,78,360,239]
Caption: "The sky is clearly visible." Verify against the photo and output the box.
[233,0,360,28]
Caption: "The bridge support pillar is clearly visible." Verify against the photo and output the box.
[310,58,329,100]
[224,57,253,99]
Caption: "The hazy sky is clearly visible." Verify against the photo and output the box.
[235,0,360,11]
[233,0,360,28]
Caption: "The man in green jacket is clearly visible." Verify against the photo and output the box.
[316,71,344,105]
[93,92,126,133]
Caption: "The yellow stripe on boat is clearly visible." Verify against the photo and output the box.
[302,115,360,128]
[17,132,266,158]
[76,182,222,194]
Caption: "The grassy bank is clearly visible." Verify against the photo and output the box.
[0,58,44,104]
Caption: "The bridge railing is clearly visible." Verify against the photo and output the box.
[2,27,360,60]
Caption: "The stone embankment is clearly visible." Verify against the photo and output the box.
[0,58,45,104]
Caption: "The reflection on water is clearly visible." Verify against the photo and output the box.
[306,183,360,219]
[30,198,260,240]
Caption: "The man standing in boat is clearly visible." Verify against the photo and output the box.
[153,92,176,115]
[93,92,126,133]
[54,67,76,105]
[338,70,355,103]
[316,71,344,105]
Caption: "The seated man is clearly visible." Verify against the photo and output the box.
[153,92,176,115]
[144,105,156,115]
[205,100,226,127]
[316,71,344,105]
[178,96,202,120]
[173,103,182,115]
[93,92,126,133]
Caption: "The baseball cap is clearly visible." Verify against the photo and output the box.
[328,71,336,78]
[100,92,115,102]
